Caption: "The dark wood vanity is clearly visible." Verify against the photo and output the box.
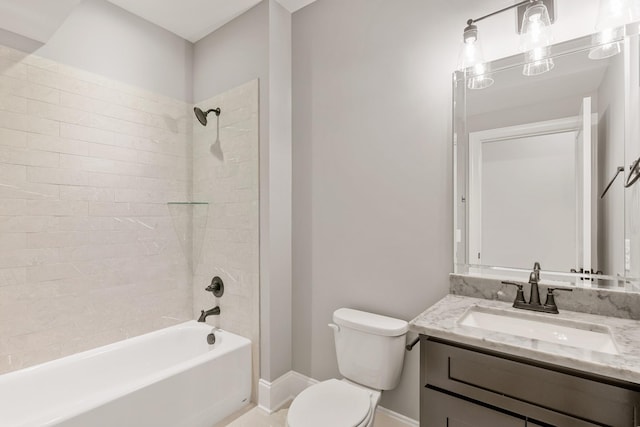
[420,336,640,427]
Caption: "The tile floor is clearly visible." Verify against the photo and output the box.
[215,404,407,427]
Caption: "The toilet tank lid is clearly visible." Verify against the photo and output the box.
[333,308,408,337]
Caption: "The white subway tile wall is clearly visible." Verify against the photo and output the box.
[0,45,195,374]
[191,80,260,400]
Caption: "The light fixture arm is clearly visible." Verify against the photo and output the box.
[467,0,533,25]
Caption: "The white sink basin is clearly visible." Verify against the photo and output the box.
[458,306,619,355]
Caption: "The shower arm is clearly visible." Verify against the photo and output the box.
[206,108,221,117]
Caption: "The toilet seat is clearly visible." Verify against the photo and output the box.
[287,379,373,427]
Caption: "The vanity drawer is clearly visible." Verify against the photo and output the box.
[423,388,525,427]
[423,338,640,427]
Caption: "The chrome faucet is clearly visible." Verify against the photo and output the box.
[198,306,220,322]
[502,262,572,314]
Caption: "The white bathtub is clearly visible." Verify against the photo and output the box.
[0,321,251,427]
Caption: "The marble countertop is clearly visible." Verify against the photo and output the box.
[410,294,640,384]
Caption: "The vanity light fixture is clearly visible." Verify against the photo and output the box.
[458,0,556,88]
[589,0,634,59]
[519,0,554,75]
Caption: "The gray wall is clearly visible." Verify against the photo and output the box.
[35,0,193,102]
[264,0,293,381]
[193,0,294,382]
[292,0,459,418]
[192,1,269,104]
[291,0,602,419]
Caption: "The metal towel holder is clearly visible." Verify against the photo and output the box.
[600,156,640,199]
[406,337,419,351]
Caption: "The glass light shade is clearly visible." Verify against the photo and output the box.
[519,1,554,52]
[589,0,632,59]
[457,39,483,70]
[589,26,624,59]
[457,24,494,90]
[523,47,555,76]
[458,24,482,69]
[467,76,495,90]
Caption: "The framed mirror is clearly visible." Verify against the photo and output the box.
[454,26,640,291]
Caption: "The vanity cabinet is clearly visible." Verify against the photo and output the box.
[424,388,525,426]
[420,336,640,427]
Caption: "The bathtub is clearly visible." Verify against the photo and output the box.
[0,321,251,427]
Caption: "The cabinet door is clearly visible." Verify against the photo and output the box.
[423,388,525,427]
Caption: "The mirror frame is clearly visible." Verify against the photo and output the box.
[453,24,640,291]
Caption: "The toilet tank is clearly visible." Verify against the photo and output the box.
[331,308,408,391]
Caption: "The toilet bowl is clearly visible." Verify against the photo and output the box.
[286,308,408,427]
[287,379,381,427]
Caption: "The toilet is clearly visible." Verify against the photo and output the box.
[287,308,409,427]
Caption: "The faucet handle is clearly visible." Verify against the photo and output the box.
[543,287,573,313]
[546,287,573,294]
[502,281,527,305]
[205,276,224,297]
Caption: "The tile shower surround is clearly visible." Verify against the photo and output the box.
[0,45,259,376]
[0,44,191,372]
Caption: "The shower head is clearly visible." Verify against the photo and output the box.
[193,106,221,126]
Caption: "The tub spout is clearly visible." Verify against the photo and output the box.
[198,306,220,322]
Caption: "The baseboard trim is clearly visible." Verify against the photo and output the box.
[258,371,418,426]
[376,405,420,427]
[258,371,317,414]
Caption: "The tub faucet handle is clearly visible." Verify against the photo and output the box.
[205,276,224,297]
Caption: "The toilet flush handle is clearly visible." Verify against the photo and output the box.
[328,323,340,332]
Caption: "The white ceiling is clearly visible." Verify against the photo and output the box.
[0,0,319,45]
[106,0,259,43]
[106,0,319,43]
